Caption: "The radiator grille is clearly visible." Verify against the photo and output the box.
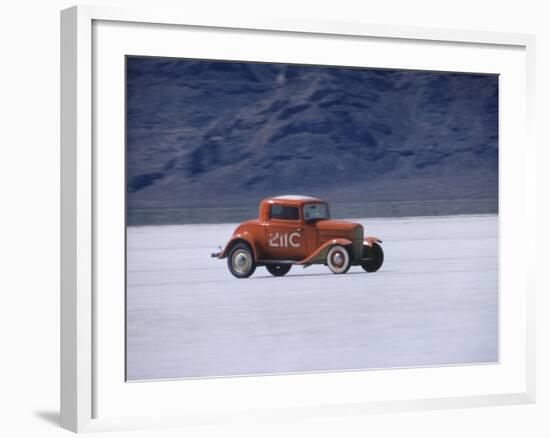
[351,225,364,261]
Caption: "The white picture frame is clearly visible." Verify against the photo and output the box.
[60,4,536,433]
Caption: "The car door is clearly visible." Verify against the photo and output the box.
[264,204,308,261]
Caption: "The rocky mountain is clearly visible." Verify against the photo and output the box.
[126,57,498,214]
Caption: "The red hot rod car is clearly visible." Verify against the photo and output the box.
[211,195,384,278]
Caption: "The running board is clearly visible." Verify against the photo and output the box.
[257,257,373,265]
[256,259,297,265]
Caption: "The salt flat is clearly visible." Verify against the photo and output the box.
[126,215,498,380]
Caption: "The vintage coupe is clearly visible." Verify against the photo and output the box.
[211,195,384,278]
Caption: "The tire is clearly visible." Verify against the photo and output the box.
[361,242,384,272]
[326,244,351,274]
[266,264,292,277]
[227,243,256,278]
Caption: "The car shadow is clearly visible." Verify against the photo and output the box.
[252,271,373,279]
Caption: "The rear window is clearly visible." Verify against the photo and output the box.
[270,204,300,220]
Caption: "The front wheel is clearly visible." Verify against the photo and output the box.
[361,243,384,272]
[266,264,292,277]
[227,243,256,278]
[326,245,351,274]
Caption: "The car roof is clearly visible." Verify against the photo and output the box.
[263,195,325,205]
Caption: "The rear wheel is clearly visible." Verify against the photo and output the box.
[361,243,384,272]
[266,264,292,277]
[326,245,351,274]
[227,243,256,278]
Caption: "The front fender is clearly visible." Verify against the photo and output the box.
[297,238,352,265]
[218,232,259,260]
[363,236,383,247]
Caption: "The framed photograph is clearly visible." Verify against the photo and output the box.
[61,5,536,432]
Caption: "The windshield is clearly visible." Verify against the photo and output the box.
[303,203,330,221]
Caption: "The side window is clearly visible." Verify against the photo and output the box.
[270,204,299,220]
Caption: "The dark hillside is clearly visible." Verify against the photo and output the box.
[126,57,498,223]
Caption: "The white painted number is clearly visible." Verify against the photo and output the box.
[289,232,300,247]
[269,232,301,248]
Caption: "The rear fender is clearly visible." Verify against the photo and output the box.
[218,233,259,260]
[297,238,352,265]
[363,237,383,247]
